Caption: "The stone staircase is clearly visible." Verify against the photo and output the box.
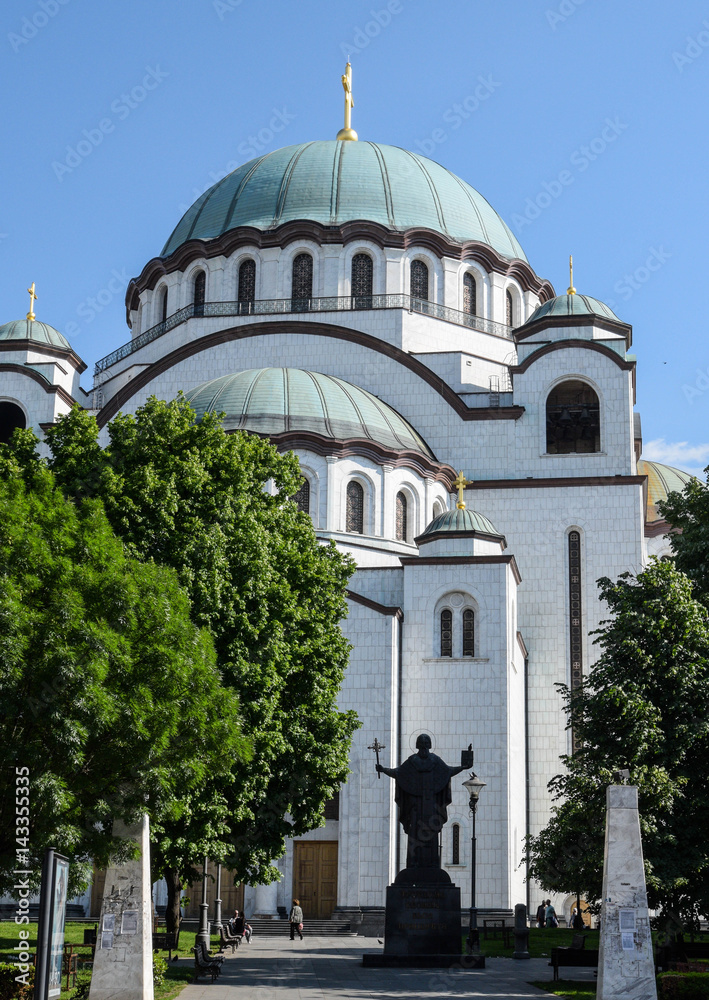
[243,917,354,937]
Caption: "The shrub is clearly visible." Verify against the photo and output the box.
[658,972,709,1000]
[0,963,34,1000]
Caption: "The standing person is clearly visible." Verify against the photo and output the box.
[536,901,546,929]
[545,900,558,928]
[289,899,304,941]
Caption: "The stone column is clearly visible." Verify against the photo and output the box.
[326,456,339,532]
[252,881,279,918]
[597,786,657,1000]
[89,815,153,1000]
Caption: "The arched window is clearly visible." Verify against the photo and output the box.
[193,271,206,317]
[463,273,477,315]
[0,401,26,445]
[291,477,310,515]
[463,609,475,657]
[546,380,601,454]
[346,481,364,534]
[395,491,408,542]
[506,289,514,327]
[352,253,373,309]
[440,609,453,657]
[291,253,313,312]
[411,260,429,301]
[452,823,460,865]
[238,259,256,311]
[432,500,444,519]
[160,287,168,324]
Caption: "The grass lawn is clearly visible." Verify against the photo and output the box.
[465,926,600,959]
[531,979,597,1000]
[0,921,216,999]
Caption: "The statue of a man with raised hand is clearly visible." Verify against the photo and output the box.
[377,734,468,869]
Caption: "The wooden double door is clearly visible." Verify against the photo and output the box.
[293,841,338,919]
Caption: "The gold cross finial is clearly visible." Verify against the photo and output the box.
[336,61,358,141]
[27,282,38,321]
[454,470,468,509]
[567,254,576,295]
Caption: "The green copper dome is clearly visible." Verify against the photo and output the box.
[0,318,71,350]
[638,459,694,523]
[184,368,434,457]
[162,140,527,261]
[420,507,502,537]
[525,293,620,325]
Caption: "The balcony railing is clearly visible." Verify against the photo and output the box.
[94,294,513,375]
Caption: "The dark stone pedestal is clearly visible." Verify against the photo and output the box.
[363,870,465,968]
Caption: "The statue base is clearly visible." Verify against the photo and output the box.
[362,870,462,968]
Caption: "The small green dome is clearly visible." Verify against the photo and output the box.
[162,140,527,261]
[184,368,434,457]
[525,293,620,325]
[0,318,71,350]
[420,506,501,537]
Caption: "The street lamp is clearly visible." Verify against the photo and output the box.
[462,773,486,957]
[196,856,211,949]
[213,862,223,934]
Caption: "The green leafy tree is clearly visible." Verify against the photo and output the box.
[45,399,359,925]
[0,434,245,900]
[525,560,709,922]
[658,467,709,606]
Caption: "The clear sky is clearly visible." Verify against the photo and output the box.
[3,0,708,474]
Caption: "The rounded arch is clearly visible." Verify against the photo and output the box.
[0,400,27,445]
[433,591,480,659]
[351,251,374,309]
[344,476,367,534]
[156,283,169,325]
[463,271,478,316]
[404,247,443,303]
[188,266,207,317]
[546,378,601,454]
[341,241,384,297]
[281,242,320,300]
[505,285,520,327]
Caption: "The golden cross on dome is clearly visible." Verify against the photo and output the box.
[454,470,469,509]
[336,61,358,141]
[567,254,576,295]
[27,282,38,321]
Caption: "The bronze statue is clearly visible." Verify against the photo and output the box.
[377,734,469,869]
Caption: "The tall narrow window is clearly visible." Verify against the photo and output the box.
[352,253,373,309]
[463,273,477,315]
[193,271,206,317]
[462,609,475,657]
[440,609,453,657]
[452,823,460,865]
[546,380,601,454]
[160,287,168,324]
[291,253,313,312]
[506,289,514,327]
[292,477,310,514]
[346,481,364,534]
[238,259,256,311]
[411,260,429,301]
[395,491,408,542]
[569,531,583,753]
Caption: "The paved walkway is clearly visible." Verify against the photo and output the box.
[176,935,595,1000]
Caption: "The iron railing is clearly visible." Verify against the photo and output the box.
[94,294,513,375]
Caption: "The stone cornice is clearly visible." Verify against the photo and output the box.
[414,529,507,549]
[0,339,87,374]
[95,319,526,428]
[514,312,632,346]
[126,219,555,314]
[465,474,646,490]
[510,339,635,374]
[0,363,78,407]
[400,553,522,584]
[346,589,404,621]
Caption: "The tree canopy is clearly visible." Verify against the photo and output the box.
[525,559,709,921]
[658,468,709,606]
[44,398,359,921]
[0,434,245,899]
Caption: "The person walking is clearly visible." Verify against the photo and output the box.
[536,901,546,928]
[545,900,558,928]
[289,899,304,941]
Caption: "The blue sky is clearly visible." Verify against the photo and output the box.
[3,0,708,474]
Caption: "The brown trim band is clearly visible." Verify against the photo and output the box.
[414,529,507,549]
[466,475,646,490]
[644,518,677,538]
[0,363,78,408]
[346,589,404,621]
[127,219,555,312]
[95,319,526,428]
[511,339,635,374]
[516,631,529,659]
[400,553,521,584]
[514,312,632,346]
[0,339,87,374]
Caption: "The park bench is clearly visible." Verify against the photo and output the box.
[197,939,224,967]
[550,936,599,981]
[483,919,511,948]
[192,946,221,981]
[152,930,179,961]
[219,924,241,953]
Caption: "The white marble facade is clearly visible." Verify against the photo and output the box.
[0,137,678,924]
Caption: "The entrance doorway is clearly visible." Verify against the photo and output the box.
[293,841,338,919]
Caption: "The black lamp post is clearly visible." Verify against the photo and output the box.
[196,856,210,949]
[213,862,223,934]
[462,773,486,957]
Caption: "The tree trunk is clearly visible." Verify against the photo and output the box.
[164,867,182,942]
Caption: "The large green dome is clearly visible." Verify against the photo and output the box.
[162,140,527,261]
[0,318,70,350]
[184,367,434,457]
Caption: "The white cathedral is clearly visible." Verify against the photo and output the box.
[1,74,691,927]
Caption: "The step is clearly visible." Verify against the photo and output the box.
[242,918,353,936]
